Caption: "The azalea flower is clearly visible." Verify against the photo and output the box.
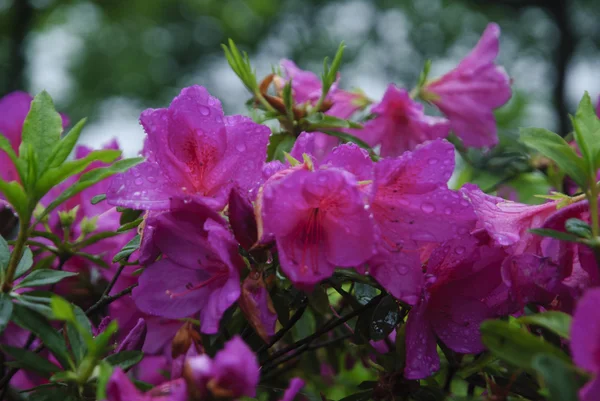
[184,336,259,399]
[351,84,450,157]
[133,198,243,334]
[107,85,271,211]
[106,368,187,401]
[421,23,511,148]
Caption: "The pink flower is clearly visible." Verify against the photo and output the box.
[107,85,271,211]
[352,85,450,157]
[279,378,305,401]
[404,236,508,379]
[422,23,511,148]
[106,368,187,401]
[133,199,243,334]
[260,161,377,289]
[571,288,600,401]
[185,336,259,399]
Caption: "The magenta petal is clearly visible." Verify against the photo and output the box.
[571,288,600,373]
[369,249,423,305]
[106,368,142,401]
[321,142,374,181]
[429,292,490,354]
[107,162,175,210]
[147,379,188,401]
[404,299,440,379]
[211,336,260,398]
[280,378,305,401]
[143,318,182,354]
[133,259,211,319]
[116,318,147,353]
[424,23,511,148]
[501,253,562,307]
[580,377,600,401]
[353,85,450,156]
[375,139,457,191]
[290,131,339,164]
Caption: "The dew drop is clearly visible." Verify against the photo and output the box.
[133,169,141,177]
[398,265,409,275]
[236,143,247,152]
[455,246,466,255]
[147,176,157,183]
[421,202,435,213]
[428,158,438,165]
[444,207,452,215]
[198,106,210,116]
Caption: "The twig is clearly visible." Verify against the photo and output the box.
[85,284,137,316]
[260,295,382,366]
[256,299,308,354]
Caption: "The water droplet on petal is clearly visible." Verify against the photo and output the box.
[134,178,143,186]
[444,207,452,215]
[428,158,438,165]
[199,106,210,116]
[236,143,247,152]
[455,246,466,255]
[398,265,409,274]
[147,176,157,183]
[421,202,435,213]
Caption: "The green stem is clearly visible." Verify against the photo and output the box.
[1,213,31,292]
[589,183,599,238]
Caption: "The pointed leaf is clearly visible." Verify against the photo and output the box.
[113,234,140,263]
[104,350,143,370]
[47,118,87,168]
[14,246,33,279]
[520,127,587,188]
[15,269,77,289]
[2,345,60,377]
[532,354,579,401]
[50,295,75,322]
[19,91,63,173]
[0,293,12,334]
[518,311,572,339]
[11,303,71,368]
[0,178,28,217]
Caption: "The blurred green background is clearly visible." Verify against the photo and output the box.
[0,0,599,155]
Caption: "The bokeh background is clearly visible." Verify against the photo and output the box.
[1,0,599,156]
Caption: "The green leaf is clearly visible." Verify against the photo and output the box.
[532,354,579,401]
[27,387,78,401]
[565,218,593,239]
[19,91,64,175]
[15,294,54,318]
[529,228,582,243]
[268,133,296,162]
[91,194,107,205]
[0,293,13,334]
[67,305,94,364]
[0,178,28,217]
[46,118,87,168]
[119,208,143,226]
[369,295,399,341]
[2,345,61,377]
[222,39,257,94]
[39,157,144,220]
[320,130,374,154]
[14,246,33,279]
[0,235,9,275]
[34,149,121,201]
[50,295,75,322]
[92,320,118,357]
[572,92,600,169]
[11,303,71,368]
[104,350,144,370]
[321,42,345,93]
[480,319,570,372]
[15,270,77,289]
[354,283,378,306]
[518,311,572,339]
[304,113,362,130]
[113,234,141,263]
[95,361,114,400]
[520,127,587,188]
[0,134,25,181]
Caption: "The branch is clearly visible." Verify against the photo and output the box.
[256,298,308,354]
[85,283,137,316]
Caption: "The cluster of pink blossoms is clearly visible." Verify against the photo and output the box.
[2,22,600,401]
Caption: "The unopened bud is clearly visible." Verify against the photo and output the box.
[171,322,203,359]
